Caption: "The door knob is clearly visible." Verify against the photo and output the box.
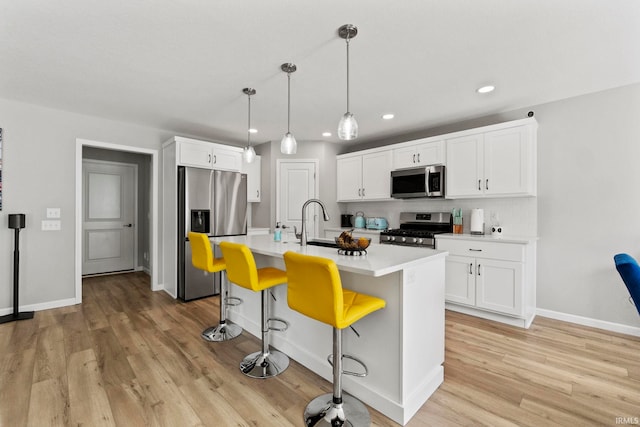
[123,224,133,228]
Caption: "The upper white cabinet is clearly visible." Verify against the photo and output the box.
[446,121,536,198]
[392,139,444,169]
[337,149,392,202]
[242,155,261,202]
[173,136,242,171]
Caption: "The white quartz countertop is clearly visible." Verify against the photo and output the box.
[210,234,447,277]
[436,233,539,244]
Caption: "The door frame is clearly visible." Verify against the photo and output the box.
[75,138,160,304]
[81,159,139,276]
[275,159,320,237]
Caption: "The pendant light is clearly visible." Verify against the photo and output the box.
[280,63,297,155]
[337,24,358,140]
[243,88,256,163]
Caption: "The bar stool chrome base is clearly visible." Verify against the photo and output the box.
[201,322,242,342]
[304,393,370,427]
[240,349,289,379]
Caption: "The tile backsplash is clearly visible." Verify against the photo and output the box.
[341,197,537,237]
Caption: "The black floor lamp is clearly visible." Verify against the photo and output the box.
[0,214,34,324]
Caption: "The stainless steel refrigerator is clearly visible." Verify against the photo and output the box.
[177,166,247,301]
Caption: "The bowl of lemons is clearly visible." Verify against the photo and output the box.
[335,231,370,255]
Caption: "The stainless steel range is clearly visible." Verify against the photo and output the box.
[380,212,452,248]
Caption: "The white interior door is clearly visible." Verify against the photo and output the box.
[82,160,137,275]
[277,160,318,240]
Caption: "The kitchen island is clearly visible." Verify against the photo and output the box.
[209,234,447,425]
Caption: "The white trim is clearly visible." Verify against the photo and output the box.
[536,308,640,337]
[76,139,160,306]
[0,297,78,315]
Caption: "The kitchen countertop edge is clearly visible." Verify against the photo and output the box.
[436,233,539,244]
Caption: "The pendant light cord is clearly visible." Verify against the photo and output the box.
[247,93,252,147]
[287,71,291,133]
[346,36,350,113]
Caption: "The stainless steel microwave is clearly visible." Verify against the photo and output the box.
[390,165,445,199]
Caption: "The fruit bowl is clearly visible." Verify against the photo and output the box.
[334,232,370,256]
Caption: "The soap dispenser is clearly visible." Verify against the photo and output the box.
[274,222,282,242]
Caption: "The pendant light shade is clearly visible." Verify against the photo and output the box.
[280,63,297,155]
[337,24,358,141]
[243,88,256,163]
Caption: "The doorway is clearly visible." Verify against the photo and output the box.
[75,139,159,304]
[276,159,319,239]
[82,159,138,275]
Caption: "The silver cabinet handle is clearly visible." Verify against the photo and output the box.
[469,248,482,252]
[256,190,260,198]
[362,188,365,197]
[413,154,416,163]
[417,153,420,163]
[358,188,361,197]
[213,155,217,164]
[486,179,489,190]
[469,263,473,275]
[477,264,481,276]
[208,154,212,164]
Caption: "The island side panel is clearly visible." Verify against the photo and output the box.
[401,258,445,424]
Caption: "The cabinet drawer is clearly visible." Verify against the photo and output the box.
[437,238,524,262]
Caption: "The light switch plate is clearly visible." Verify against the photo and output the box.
[42,220,61,231]
[46,208,61,219]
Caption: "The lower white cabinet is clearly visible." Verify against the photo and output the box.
[437,236,536,328]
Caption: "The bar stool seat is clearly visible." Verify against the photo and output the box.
[283,251,385,426]
[219,241,290,378]
[188,232,242,342]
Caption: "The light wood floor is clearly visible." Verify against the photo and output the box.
[1,272,639,426]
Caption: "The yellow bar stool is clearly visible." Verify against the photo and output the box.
[219,241,290,378]
[283,251,386,427]
[188,232,242,342]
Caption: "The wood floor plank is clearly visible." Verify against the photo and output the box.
[67,348,115,426]
[3,272,640,427]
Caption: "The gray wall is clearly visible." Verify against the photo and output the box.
[82,147,152,271]
[0,97,171,308]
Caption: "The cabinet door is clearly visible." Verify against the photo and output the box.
[392,145,418,169]
[212,146,242,171]
[475,259,523,316]
[361,151,392,200]
[445,134,483,198]
[179,141,213,168]
[415,140,445,166]
[337,156,363,201]
[244,155,261,202]
[484,126,532,196]
[445,255,476,306]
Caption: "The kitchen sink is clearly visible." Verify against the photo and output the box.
[305,239,338,248]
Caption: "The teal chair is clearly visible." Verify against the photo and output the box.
[614,253,640,316]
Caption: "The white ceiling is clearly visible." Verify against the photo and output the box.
[2,1,640,147]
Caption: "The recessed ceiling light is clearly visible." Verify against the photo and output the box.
[322,132,332,137]
[382,113,395,120]
[477,85,495,94]
[248,128,257,133]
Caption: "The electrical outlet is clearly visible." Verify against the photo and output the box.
[46,208,61,218]
[41,220,61,231]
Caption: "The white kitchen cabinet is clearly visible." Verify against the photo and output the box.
[337,149,392,201]
[392,139,444,170]
[242,155,261,202]
[446,121,536,198]
[173,136,242,171]
[437,235,536,328]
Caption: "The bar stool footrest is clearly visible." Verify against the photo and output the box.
[224,296,243,307]
[267,317,289,332]
[327,353,368,378]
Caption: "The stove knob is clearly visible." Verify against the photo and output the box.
[401,237,406,243]
[389,236,395,242]
[412,237,418,244]
[417,238,424,244]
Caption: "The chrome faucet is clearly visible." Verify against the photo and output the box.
[299,199,330,246]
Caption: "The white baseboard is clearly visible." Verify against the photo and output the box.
[0,297,78,316]
[536,308,640,337]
